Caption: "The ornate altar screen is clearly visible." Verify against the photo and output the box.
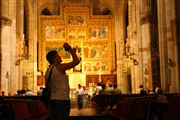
[38,3,115,77]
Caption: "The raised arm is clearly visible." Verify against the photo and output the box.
[56,43,80,71]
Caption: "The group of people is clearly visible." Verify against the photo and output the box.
[0,87,43,96]
[94,82,122,95]
[1,42,169,120]
[16,89,34,96]
[44,42,123,119]
[138,85,168,120]
[138,84,167,98]
[138,85,168,104]
[0,89,34,96]
[75,82,123,110]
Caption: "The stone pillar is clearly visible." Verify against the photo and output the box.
[25,0,38,93]
[15,0,24,93]
[138,0,153,91]
[0,0,2,91]
[0,0,17,95]
[157,0,169,92]
[127,0,139,93]
[164,0,179,92]
[135,0,144,92]
[115,0,129,93]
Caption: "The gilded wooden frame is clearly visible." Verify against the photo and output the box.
[38,3,115,74]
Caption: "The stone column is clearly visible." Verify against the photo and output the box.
[157,0,169,92]
[0,0,17,95]
[26,0,38,93]
[164,0,179,92]
[15,0,24,93]
[135,0,144,92]
[115,0,128,93]
[127,0,139,93]
[0,0,2,91]
[138,0,153,91]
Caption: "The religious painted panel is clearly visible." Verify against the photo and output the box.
[68,29,76,39]
[67,15,85,26]
[77,29,86,39]
[101,61,109,71]
[88,26,108,40]
[92,62,101,71]
[45,26,65,40]
[83,61,109,73]
[83,62,92,72]
[38,3,114,74]
[46,41,70,59]
[92,61,109,72]
[83,42,109,60]
[68,28,86,40]
[46,46,70,59]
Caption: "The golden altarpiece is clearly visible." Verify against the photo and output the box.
[38,3,116,95]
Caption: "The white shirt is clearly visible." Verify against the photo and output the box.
[77,87,84,95]
[96,86,102,95]
[45,64,70,100]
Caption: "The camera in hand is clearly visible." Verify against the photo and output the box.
[63,43,72,51]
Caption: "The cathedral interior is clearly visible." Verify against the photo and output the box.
[0,0,180,97]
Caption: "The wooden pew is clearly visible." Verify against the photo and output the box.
[8,100,50,120]
[108,97,151,120]
[109,98,134,120]
[91,94,156,115]
[26,100,50,120]
[131,98,150,120]
[9,100,31,120]
[162,97,180,120]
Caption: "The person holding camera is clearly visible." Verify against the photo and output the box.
[45,42,80,120]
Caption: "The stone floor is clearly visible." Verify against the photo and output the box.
[70,99,97,116]
[70,107,96,116]
[69,99,119,120]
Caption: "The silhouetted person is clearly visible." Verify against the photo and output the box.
[95,82,102,95]
[45,42,80,120]
[1,91,5,96]
[155,88,168,120]
[111,83,122,94]
[37,87,43,96]
[99,84,108,95]
[139,85,147,96]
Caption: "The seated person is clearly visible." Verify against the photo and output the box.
[99,84,108,95]
[138,85,147,96]
[95,82,102,95]
[111,83,122,94]
[156,88,168,103]
[155,88,168,120]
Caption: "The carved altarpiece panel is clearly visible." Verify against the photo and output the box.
[38,3,115,77]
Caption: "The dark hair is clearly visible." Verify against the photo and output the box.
[113,83,117,89]
[97,82,101,86]
[139,85,143,88]
[157,88,163,94]
[102,84,106,90]
[46,51,57,64]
